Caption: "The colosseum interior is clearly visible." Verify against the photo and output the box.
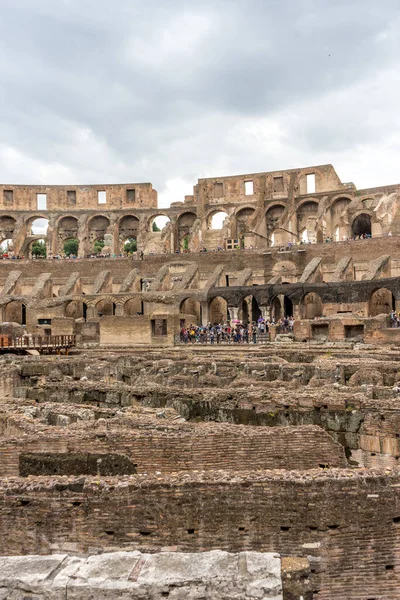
[0,163,400,599]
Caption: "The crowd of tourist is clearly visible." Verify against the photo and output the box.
[179,316,295,344]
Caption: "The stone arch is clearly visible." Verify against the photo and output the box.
[209,296,228,324]
[239,295,261,325]
[330,197,351,229]
[148,214,171,232]
[369,288,395,317]
[234,207,255,239]
[265,204,285,245]
[27,216,49,235]
[118,215,140,251]
[272,260,297,282]
[270,293,294,321]
[29,238,47,258]
[208,210,228,230]
[0,216,16,245]
[88,215,110,251]
[4,301,26,325]
[180,297,201,324]
[177,212,196,250]
[57,216,79,253]
[95,298,115,317]
[65,300,87,320]
[297,201,319,243]
[351,213,372,237]
[301,292,323,319]
[124,297,143,316]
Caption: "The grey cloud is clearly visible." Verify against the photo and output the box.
[0,0,399,193]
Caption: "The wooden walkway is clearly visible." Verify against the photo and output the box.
[0,335,76,354]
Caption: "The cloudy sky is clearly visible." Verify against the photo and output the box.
[0,0,399,207]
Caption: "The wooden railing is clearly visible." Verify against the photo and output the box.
[0,334,76,350]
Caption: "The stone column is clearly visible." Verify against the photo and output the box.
[115,303,124,317]
[77,215,88,258]
[86,304,96,320]
[260,305,270,321]
[200,301,209,326]
[228,306,239,322]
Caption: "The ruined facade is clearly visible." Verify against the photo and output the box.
[0,164,399,346]
[1,164,400,599]
[1,164,399,257]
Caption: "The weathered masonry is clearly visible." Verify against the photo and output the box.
[1,164,399,257]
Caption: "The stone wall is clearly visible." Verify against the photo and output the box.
[0,470,399,599]
[0,424,346,477]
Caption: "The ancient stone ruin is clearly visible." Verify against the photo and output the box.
[0,164,399,598]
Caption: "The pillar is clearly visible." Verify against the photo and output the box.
[201,301,209,326]
[260,306,270,321]
[228,306,239,321]
[115,303,124,317]
[86,305,96,319]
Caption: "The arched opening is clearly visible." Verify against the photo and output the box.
[63,238,79,257]
[240,295,261,325]
[0,216,16,251]
[177,212,196,251]
[297,201,318,244]
[57,216,78,254]
[301,292,323,319]
[284,296,293,317]
[235,208,255,239]
[210,211,228,230]
[30,239,47,258]
[0,239,13,256]
[88,216,110,253]
[5,301,27,325]
[65,300,86,319]
[123,238,137,254]
[301,229,309,243]
[369,288,395,317]
[124,298,143,316]
[330,197,351,236]
[271,295,293,321]
[265,205,285,245]
[119,216,139,252]
[31,218,49,236]
[180,298,202,324]
[271,297,282,321]
[150,215,171,232]
[209,296,228,324]
[352,213,372,238]
[96,299,115,317]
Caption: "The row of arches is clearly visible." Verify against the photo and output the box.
[0,193,377,256]
[181,288,397,325]
[1,288,396,328]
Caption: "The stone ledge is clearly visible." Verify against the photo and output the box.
[0,550,292,599]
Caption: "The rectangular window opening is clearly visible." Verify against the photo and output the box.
[67,190,76,205]
[306,174,316,194]
[245,180,254,195]
[37,193,47,210]
[4,190,13,205]
[98,191,106,204]
[151,319,167,337]
[273,177,284,193]
[213,182,224,198]
[126,189,135,202]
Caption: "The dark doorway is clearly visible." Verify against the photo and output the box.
[284,296,293,317]
[352,214,371,237]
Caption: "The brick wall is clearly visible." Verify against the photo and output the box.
[1,470,399,599]
[0,425,346,477]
